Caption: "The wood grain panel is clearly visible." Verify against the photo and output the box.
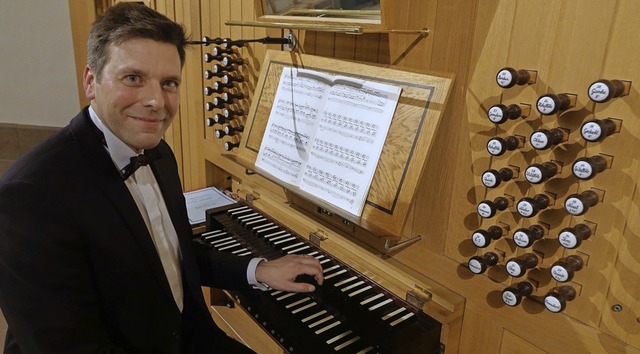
[596,0,640,347]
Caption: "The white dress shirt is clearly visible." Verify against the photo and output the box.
[88,107,267,312]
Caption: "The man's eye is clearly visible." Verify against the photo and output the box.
[163,81,179,90]
[125,75,140,83]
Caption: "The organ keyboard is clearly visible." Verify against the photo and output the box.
[202,202,442,354]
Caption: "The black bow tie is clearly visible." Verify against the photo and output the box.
[121,149,161,180]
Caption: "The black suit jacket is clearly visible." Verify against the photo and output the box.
[0,108,253,353]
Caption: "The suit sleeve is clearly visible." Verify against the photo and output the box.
[0,180,126,354]
[191,240,253,291]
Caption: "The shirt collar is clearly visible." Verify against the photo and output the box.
[88,106,140,174]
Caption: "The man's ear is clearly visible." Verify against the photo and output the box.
[83,66,96,100]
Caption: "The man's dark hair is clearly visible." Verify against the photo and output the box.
[87,2,188,80]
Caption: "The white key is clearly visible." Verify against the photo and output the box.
[360,293,384,306]
[326,330,353,345]
[308,315,334,329]
[334,276,358,288]
[368,298,393,311]
[302,310,327,323]
[276,292,297,301]
[315,320,341,334]
[348,285,372,298]
[285,297,311,309]
[325,269,347,280]
[390,312,415,327]
[340,281,365,292]
[291,301,317,314]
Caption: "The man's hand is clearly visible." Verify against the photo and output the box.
[255,254,324,292]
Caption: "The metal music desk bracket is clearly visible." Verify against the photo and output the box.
[383,234,422,254]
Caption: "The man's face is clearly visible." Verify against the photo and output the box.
[83,38,182,152]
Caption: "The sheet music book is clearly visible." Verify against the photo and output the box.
[255,67,402,217]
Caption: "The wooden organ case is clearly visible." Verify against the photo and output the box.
[73,0,640,353]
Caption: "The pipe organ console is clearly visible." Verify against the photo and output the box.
[193,42,459,351]
[163,1,640,353]
[200,203,442,353]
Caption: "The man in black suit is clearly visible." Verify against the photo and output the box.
[0,3,323,353]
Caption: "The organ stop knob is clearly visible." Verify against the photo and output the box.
[212,46,234,56]
[481,167,515,188]
[224,123,244,136]
[487,135,524,156]
[572,156,608,180]
[224,140,240,151]
[224,108,244,119]
[222,92,245,103]
[558,223,592,249]
[524,161,559,184]
[214,128,227,139]
[505,253,538,277]
[204,85,225,95]
[223,56,245,66]
[587,79,628,103]
[205,100,226,111]
[477,196,512,218]
[471,225,506,248]
[550,255,584,283]
[487,104,527,124]
[536,93,575,115]
[502,281,534,307]
[223,74,245,84]
[468,252,499,274]
[530,128,568,150]
[213,63,235,73]
[203,53,224,62]
[580,118,618,142]
[496,67,536,88]
[516,193,551,218]
[204,69,225,79]
[564,190,600,216]
[212,113,228,124]
[544,285,576,313]
[512,224,545,248]
[201,36,223,46]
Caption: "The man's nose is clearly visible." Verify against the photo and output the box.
[142,82,165,109]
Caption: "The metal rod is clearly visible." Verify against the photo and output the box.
[225,20,430,36]
[281,9,380,17]
[383,234,422,254]
[225,20,363,34]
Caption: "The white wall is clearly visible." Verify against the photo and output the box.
[0,0,81,127]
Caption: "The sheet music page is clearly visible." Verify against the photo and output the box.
[184,187,235,225]
[256,67,401,217]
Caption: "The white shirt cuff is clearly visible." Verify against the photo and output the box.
[247,257,270,290]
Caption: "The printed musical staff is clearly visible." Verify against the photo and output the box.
[259,147,302,179]
[268,124,311,148]
[311,138,369,169]
[274,98,318,126]
[256,67,401,217]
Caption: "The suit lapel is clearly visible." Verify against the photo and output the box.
[69,109,177,304]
